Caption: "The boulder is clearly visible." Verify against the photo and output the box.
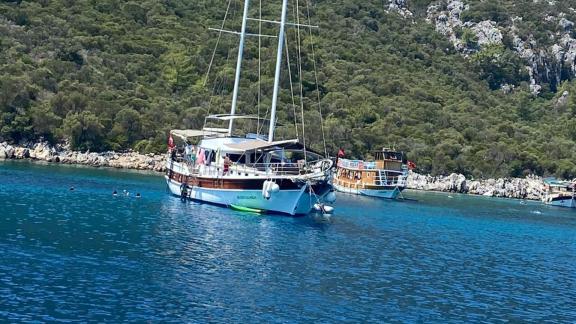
[14,147,30,159]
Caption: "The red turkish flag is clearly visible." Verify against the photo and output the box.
[337,148,345,158]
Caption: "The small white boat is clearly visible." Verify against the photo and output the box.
[542,178,576,208]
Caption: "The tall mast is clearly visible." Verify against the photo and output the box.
[268,0,289,142]
[228,0,251,136]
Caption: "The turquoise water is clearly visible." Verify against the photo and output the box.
[1,160,575,322]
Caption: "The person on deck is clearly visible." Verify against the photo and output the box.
[223,154,231,175]
[184,142,193,162]
[190,146,197,165]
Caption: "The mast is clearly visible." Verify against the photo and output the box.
[229,0,251,136]
[268,0,289,142]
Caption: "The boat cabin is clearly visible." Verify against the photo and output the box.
[169,114,325,177]
[373,149,406,172]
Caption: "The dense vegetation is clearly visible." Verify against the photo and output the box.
[1,0,576,179]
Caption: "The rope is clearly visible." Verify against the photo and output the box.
[206,0,236,117]
[295,0,307,161]
[203,0,234,87]
[284,34,299,140]
[305,0,328,157]
[257,0,262,135]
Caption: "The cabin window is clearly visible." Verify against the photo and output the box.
[228,154,244,163]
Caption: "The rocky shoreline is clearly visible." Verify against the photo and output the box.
[1,142,552,201]
[0,142,166,172]
[407,172,546,201]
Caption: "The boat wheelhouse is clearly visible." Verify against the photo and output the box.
[333,148,408,199]
[542,178,576,208]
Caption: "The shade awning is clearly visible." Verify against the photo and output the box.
[170,129,227,140]
[225,139,299,151]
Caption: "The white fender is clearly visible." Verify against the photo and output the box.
[262,180,269,198]
[270,182,280,193]
[262,180,272,199]
[314,203,334,214]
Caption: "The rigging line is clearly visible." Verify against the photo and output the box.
[295,0,307,161]
[208,0,236,116]
[257,0,262,135]
[217,27,235,114]
[203,0,234,87]
[305,0,327,157]
[284,31,300,140]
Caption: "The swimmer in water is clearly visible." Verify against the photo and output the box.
[69,186,75,191]
[113,190,117,196]
[135,193,141,198]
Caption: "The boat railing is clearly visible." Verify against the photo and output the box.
[338,158,409,172]
[373,173,407,187]
[338,159,377,170]
[185,161,317,177]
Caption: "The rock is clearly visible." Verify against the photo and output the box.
[407,171,547,201]
[14,147,30,159]
[501,84,515,93]
[471,21,503,46]
[559,17,574,31]
[388,0,413,17]
[0,143,14,159]
[556,90,569,108]
[427,1,466,51]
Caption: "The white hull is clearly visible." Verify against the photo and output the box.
[546,197,576,208]
[333,183,402,199]
[166,177,320,215]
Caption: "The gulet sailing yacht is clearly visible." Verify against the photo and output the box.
[165,0,335,215]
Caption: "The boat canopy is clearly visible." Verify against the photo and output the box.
[544,178,576,188]
[225,139,299,151]
[170,129,227,141]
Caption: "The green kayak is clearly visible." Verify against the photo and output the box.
[229,204,265,214]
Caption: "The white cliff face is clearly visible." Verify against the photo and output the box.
[427,0,467,51]
[424,0,576,94]
[471,21,502,47]
[388,0,413,17]
[427,0,504,54]
[556,33,576,76]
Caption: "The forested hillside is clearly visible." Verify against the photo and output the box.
[2,0,576,179]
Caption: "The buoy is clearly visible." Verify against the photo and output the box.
[314,203,334,214]
[325,190,336,203]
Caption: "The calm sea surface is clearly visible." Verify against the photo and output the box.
[0,160,575,322]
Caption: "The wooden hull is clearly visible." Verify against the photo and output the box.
[333,182,403,199]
